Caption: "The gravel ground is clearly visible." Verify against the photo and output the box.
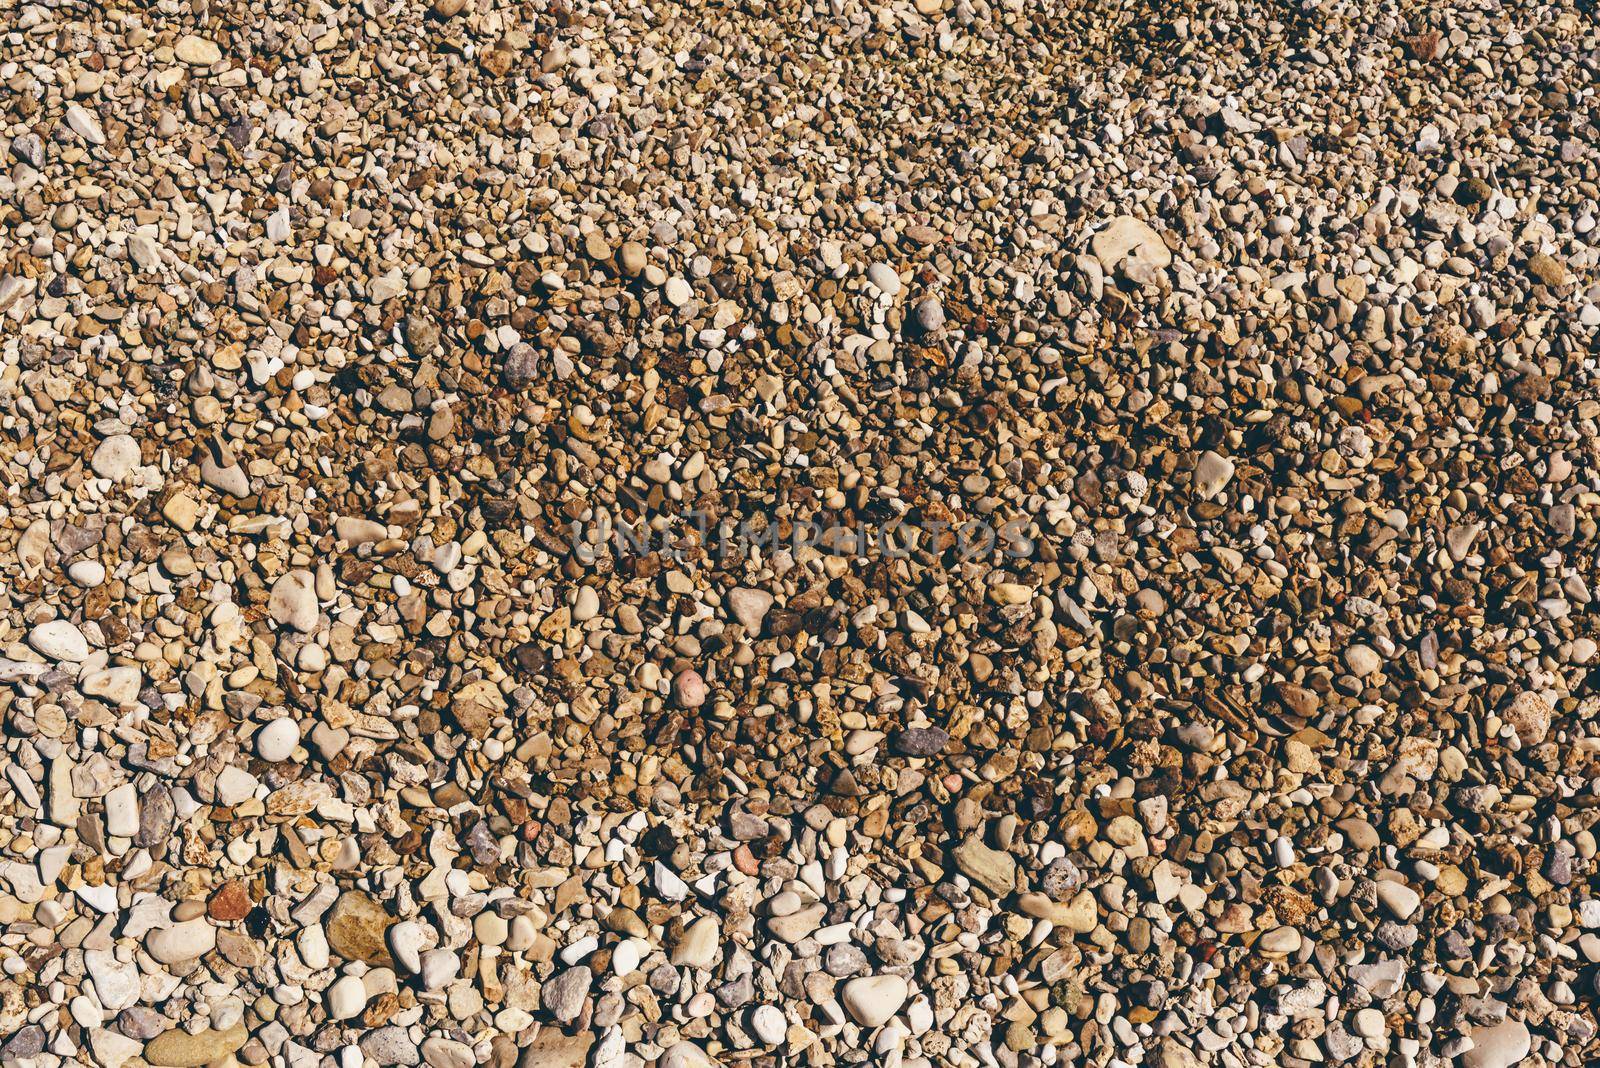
[2,1,1600,1067]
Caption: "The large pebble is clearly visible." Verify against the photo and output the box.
[840,974,909,1027]
[671,915,720,968]
[1461,1020,1531,1068]
[28,620,90,662]
[326,974,369,1020]
[91,434,140,480]
[174,35,222,65]
[1375,879,1421,921]
[256,718,300,761]
[1193,450,1236,500]
[268,570,319,632]
[325,891,394,965]
[1090,215,1172,270]
[145,919,217,964]
[749,1005,787,1046]
[865,262,902,296]
[143,1024,247,1068]
[953,836,1016,895]
[542,965,592,1023]
[673,669,708,708]
[727,587,774,632]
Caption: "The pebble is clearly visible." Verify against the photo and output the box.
[892,726,950,757]
[749,1005,787,1046]
[911,296,946,332]
[671,915,720,968]
[145,920,217,964]
[28,620,90,662]
[361,1027,422,1067]
[325,892,395,966]
[174,35,222,65]
[672,669,708,709]
[865,262,902,296]
[1091,215,1172,270]
[840,975,909,1028]
[1376,879,1422,922]
[268,570,319,633]
[1193,450,1236,500]
[953,836,1016,895]
[420,948,460,991]
[542,966,592,1024]
[142,1024,248,1068]
[91,434,140,480]
[256,718,301,761]
[326,975,369,1020]
[727,587,774,632]
[1462,1020,1532,1068]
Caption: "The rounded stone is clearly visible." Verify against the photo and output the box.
[28,619,90,662]
[256,718,300,762]
[840,974,909,1028]
[673,669,708,708]
[91,434,141,481]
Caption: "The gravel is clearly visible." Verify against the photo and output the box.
[0,1,1597,1067]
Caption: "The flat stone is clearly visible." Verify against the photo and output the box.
[29,619,90,662]
[175,35,222,65]
[143,1024,247,1068]
[1091,216,1172,270]
[325,891,395,965]
[91,434,139,479]
[145,919,217,964]
[542,965,592,1023]
[1461,1019,1531,1068]
[514,1030,593,1068]
[1193,450,1236,499]
[727,588,774,633]
[953,836,1016,896]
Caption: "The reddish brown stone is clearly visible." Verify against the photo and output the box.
[208,881,252,922]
